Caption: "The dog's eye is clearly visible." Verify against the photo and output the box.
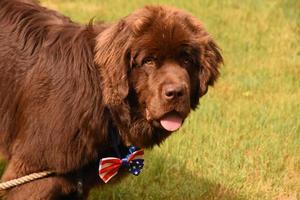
[182,56,193,65]
[181,52,194,65]
[142,56,156,66]
[183,58,191,64]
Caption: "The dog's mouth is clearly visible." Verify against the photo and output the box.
[146,109,184,132]
[159,111,183,131]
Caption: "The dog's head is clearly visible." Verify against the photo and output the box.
[95,6,223,148]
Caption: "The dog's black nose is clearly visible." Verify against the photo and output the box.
[162,84,185,101]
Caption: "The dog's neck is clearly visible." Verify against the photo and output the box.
[105,121,131,159]
[108,123,122,158]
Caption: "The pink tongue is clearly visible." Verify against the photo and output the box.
[160,114,183,132]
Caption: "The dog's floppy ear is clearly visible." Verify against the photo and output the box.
[94,7,153,105]
[95,20,132,106]
[185,15,223,109]
[198,38,223,97]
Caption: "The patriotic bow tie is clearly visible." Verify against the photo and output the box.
[99,146,144,183]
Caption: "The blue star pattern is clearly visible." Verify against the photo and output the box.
[121,146,144,176]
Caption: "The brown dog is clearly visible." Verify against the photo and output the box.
[0,0,223,199]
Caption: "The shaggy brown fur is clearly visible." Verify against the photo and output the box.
[0,0,223,199]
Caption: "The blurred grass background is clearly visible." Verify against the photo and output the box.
[1,0,300,199]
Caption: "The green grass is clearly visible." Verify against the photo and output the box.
[2,0,300,199]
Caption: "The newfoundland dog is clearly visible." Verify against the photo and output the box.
[0,0,223,199]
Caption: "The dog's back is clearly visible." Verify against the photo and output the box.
[0,1,111,198]
[0,0,78,159]
[0,0,69,158]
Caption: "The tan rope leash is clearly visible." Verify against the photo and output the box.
[0,171,54,190]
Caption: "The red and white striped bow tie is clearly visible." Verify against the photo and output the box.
[99,148,144,183]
